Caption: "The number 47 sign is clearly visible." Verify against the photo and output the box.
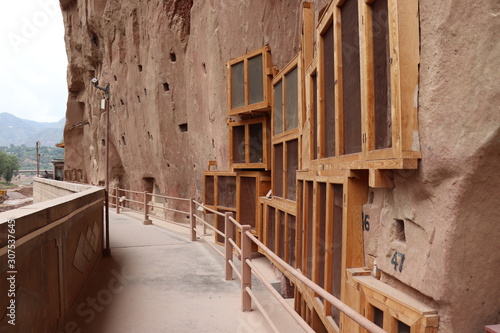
[391,251,406,272]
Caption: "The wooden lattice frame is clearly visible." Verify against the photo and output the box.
[307,0,420,171]
[227,45,275,116]
[229,117,271,170]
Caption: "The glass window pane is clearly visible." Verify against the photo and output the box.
[323,23,336,157]
[231,62,245,109]
[312,72,318,159]
[274,143,284,198]
[306,181,314,279]
[288,214,296,267]
[240,177,256,228]
[342,0,362,155]
[372,0,392,149]
[248,54,264,105]
[285,67,298,131]
[205,175,214,206]
[279,210,285,259]
[331,184,343,321]
[249,123,263,163]
[268,207,276,252]
[318,183,327,291]
[232,125,246,164]
[397,320,411,333]
[274,81,283,135]
[286,139,298,200]
[217,176,236,208]
[373,306,384,328]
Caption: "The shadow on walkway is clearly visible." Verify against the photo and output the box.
[63,212,302,333]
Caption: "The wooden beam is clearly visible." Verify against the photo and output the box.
[369,169,395,188]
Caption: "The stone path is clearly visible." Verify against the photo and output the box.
[64,211,303,333]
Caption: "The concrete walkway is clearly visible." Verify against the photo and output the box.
[65,211,303,333]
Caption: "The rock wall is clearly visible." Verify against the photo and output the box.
[60,0,500,332]
[362,0,500,332]
[60,0,302,200]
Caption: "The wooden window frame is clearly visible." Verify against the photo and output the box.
[227,45,274,116]
[258,197,298,269]
[272,138,300,201]
[229,116,271,170]
[343,270,439,333]
[272,55,302,139]
[294,169,369,333]
[310,0,420,171]
[271,55,303,201]
[305,58,319,163]
[203,170,237,246]
[236,171,271,230]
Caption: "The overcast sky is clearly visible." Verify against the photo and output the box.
[0,0,67,123]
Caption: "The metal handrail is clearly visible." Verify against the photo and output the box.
[193,228,224,258]
[116,187,142,194]
[228,215,242,229]
[113,187,387,333]
[149,192,190,202]
[245,259,314,332]
[122,198,143,205]
[194,215,225,238]
[245,230,386,333]
[148,203,189,215]
[245,286,281,333]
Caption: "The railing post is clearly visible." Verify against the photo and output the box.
[224,212,234,281]
[190,197,196,241]
[241,225,252,311]
[143,191,152,225]
[115,187,120,214]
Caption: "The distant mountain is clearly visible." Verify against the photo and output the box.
[0,113,65,147]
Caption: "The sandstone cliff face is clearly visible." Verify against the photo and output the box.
[362,1,500,331]
[60,0,500,332]
[61,0,302,198]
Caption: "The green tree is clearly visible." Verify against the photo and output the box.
[2,155,20,183]
[0,151,6,177]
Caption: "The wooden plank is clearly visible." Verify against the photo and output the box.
[272,129,300,145]
[312,181,320,286]
[341,171,368,331]
[284,213,290,263]
[324,183,335,314]
[266,196,298,215]
[296,180,304,270]
[317,9,329,160]
[227,103,271,116]
[227,45,271,66]
[263,47,273,113]
[264,115,271,170]
[304,59,318,169]
[303,2,315,67]
[227,63,232,111]
[396,0,420,152]
[334,5,344,157]
[369,169,395,188]
[388,0,402,162]
[302,181,311,277]
[354,275,438,315]
[244,58,249,107]
[359,0,375,155]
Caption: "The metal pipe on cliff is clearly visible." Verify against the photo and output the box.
[104,83,110,257]
[91,78,111,257]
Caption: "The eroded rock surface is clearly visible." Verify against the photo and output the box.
[60,0,500,332]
